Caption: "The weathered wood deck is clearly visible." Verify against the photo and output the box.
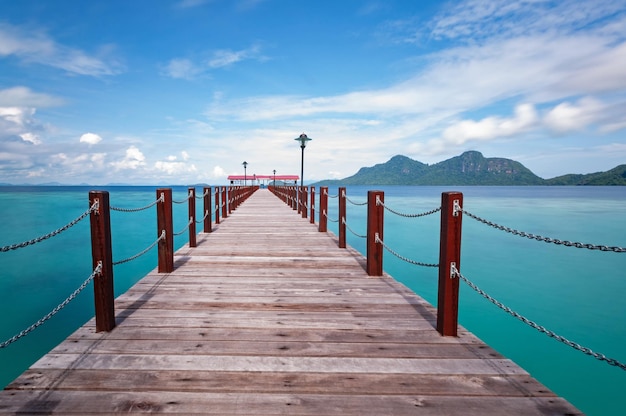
[0,189,580,415]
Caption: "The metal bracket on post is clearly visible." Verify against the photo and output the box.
[453,199,462,217]
[450,262,457,279]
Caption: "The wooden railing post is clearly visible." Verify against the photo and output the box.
[292,186,297,210]
[89,191,115,332]
[188,187,196,248]
[310,186,315,224]
[302,186,308,219]
[338,187,346,248]
[437,191,463,336]
[215,187,220,224]
[203,186,212,233]
[319,186,328,232]
[222,187,228,219]
[366,190,384,276]
[157,188,174,273]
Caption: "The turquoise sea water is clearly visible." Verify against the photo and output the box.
[1,185,625,415]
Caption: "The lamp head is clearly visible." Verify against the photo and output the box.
[295,133,312,148]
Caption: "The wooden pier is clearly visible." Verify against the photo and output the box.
[0,190,580,415]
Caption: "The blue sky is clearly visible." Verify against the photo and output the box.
[1,0,625,185]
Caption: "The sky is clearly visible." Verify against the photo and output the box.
[1,0,625,185]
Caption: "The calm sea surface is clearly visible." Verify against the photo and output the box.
[1,185,625,415]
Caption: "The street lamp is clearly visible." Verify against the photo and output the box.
[273,169,276,188]
[294,133,312,212]
[242,161,248,186]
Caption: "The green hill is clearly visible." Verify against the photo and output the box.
[545,165,626,185]
[314,151,624,186]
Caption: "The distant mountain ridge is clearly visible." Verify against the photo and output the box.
[315,151,626,186]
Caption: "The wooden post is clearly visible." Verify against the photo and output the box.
[215,187,220,224]
[437,192,463,336]
[157,188,174,273]
[203,186,211,233]
[292,186,297,210]
[338,187,346,248]
[89,191,115,332]
[188,187,196,248]
[310,186,315,224]
[228,187,233,214]
[302,186,308,219]
[222,187,227,219]
[319,186,328,232]
[366,190,384,276]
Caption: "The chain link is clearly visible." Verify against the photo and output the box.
[376,233,439,268]
[325,189,339,198]
[345,196,368,206]
[1,202,97,253]
[0,262,103,349]
[195,190,209,200]
[453,266,626,371]
[195,210,210,224]
[111,194,163,213]
[323,210,339,223]
[462,209,626,253]
[173,191,193,204]
[342,217,366,238]
[173,217,193,236]
[376,196,441,218]
[113,231,165,265]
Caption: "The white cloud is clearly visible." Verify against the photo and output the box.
[212,166,227,178]
[155,159,197,175]
[162,58,202,79]
[0,86,64,107]
[207,45,263,68]
[0,106,47,144]
[0,23,122,76]
[110,146,146,170]
[543,98,605,134]
[442,103,538,144]
[430,0,626,41]
[181,150,190,161]
[19,132,41,145]
[79,132,103,145]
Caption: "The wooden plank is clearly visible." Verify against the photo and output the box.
[7,370,556,397]
[0,391,580,415]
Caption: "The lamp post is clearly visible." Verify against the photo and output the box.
[242,161,248,186]
[295,133,312,213]
[273,169,276,187]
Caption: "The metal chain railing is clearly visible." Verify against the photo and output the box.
[0,262,103,349]
[113,231,166,265]
[173,191,193,204]
[195,190,209,200]
[173,217,193,236]
[323,210,339,223]
[462,209,626,253]
[342,218,366,238]
[195,210,210,224]
[111,194,164,213]
[377,197,442,218]
[345,196,368,206]
[375,233,439,268]
[452,265,626,371]
[1,202,98,253]
[324,189,339,198]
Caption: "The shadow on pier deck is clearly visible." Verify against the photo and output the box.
[0,190,580,415]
